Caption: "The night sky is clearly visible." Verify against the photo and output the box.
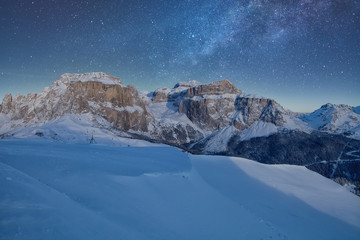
[1,0,359,112]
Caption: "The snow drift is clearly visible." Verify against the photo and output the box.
[1,140,359,240]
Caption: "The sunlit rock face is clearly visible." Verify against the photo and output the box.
[0,72,151,132]
[232,97,285,130]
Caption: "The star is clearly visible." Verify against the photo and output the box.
[0,0,359,112]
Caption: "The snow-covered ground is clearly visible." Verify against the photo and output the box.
[0,114,161,147]
[1,140,360,239]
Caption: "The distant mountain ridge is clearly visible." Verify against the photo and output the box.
[1,72,360,195]
[300,103,360,137]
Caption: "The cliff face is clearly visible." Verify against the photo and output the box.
[2,72,358,144]
[0,73,292,144]
[145,79,288,144]
[156,79,286,132]
[233,97,285,130]
[0,73,151,132]
[184,79,240,97]
[66,81,150,132]
[177,80,239,131]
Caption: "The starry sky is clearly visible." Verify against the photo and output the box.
[1,0,359,112]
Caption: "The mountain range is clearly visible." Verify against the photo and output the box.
[1,72,359,195]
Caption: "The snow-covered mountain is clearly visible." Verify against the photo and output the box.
[1,72,360,194]
[300,103,360,139]
[0,72,299,144]
[0,72,151,133]
[1,140,360,239]
[2,72,359,143]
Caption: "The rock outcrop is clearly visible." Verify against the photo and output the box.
[177,80,239,131]
[2,73,358,143]
[0,93,13,114]
[152,88,171,103]
[0,72,151,132]
[233,97,285,130]
[184,79,240,98]
[150,79,286,132]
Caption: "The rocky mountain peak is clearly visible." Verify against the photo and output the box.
[0,72,150,132]
[301,103,360,136]
[2,72,358,146]
[152,88,171,103]
[319,103,355,112]
[56,72,122,86]
[320,103,334,109]
[0,93,13,114]
[315,103,356,117]
[185,79,241,98]
[152,79,241,104]
[174,80,201,89]
[232,97,286,129]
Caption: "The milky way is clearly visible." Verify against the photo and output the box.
[1,0,359,112]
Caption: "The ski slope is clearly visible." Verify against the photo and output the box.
[1,140,360,240]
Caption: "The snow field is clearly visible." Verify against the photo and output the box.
[1,140,360,239]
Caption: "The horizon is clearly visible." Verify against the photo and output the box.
[1,0,359,113]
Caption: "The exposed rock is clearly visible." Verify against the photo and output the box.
[233,97,285,130]
[0,73,151,132]
[176,80,285,132]
[173,80,201,89]
[0,93,13,114]
[57,72,122,85]
[185,79,240,98]
[179,96,237,130]
[152,88,170,103]
[174,80,239,131]
[150,123,204,146]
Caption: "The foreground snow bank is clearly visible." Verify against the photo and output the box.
[0,140,359,240]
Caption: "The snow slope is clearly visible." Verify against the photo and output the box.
[0,113,160,147]
[301,103,360,138]
[202,117,312,153]
[354,106,360,115]
[1,140,360,239]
